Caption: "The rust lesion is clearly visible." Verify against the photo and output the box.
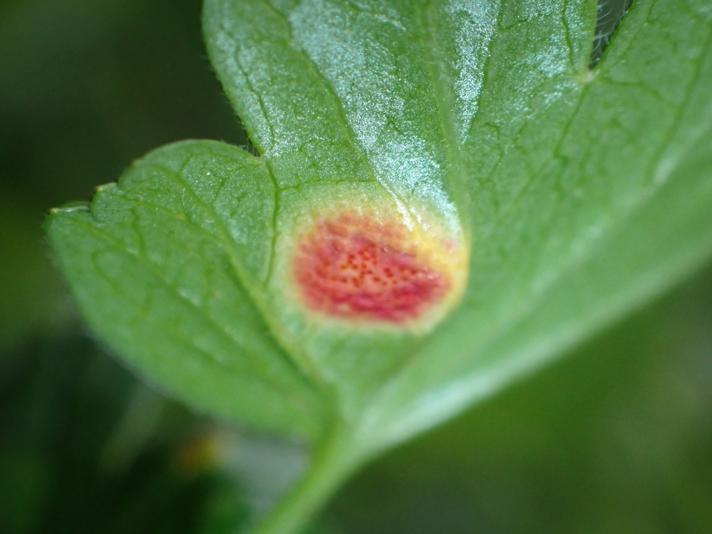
[292,209,464,325]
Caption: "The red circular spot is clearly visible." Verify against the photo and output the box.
[293,212,449,323]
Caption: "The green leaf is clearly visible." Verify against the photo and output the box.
[46,141,328,440]
[47,0,712,530]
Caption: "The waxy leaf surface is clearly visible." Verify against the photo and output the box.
[49,0,712,453]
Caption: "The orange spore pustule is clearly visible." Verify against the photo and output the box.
[293,211,450,324]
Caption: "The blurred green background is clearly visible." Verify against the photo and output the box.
[1,0,710,532]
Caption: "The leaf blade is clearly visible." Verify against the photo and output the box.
[357,0,712,447]
[47,140,328,440]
